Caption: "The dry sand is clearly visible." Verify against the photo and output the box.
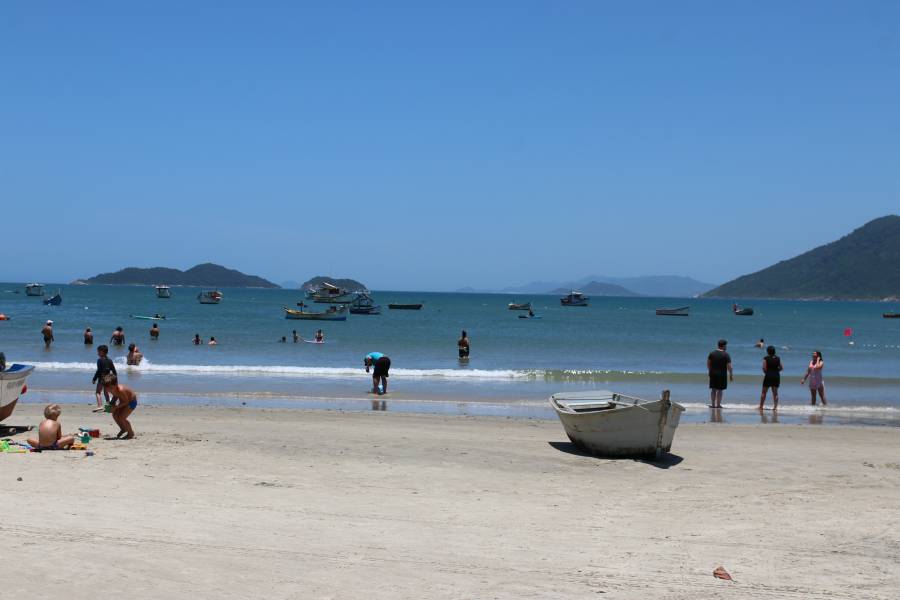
[1,403,898,599]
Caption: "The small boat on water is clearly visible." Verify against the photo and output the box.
[884,312,900,319]
[131,314,166,321]
[25,283,44,296]
[549,389,684,458]
[42,291,62,306]
[561,290,589,307]
[305,282,360,304]
[508,301,533,311]
[197,290,223,304]
[732,303,754,316]
[388,303,423,310]
[156,284,171,298]
[0,362,35,423]
[349,294,381,315]
[656,306,689,316]
[283,304,348,321]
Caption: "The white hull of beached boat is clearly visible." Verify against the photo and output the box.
[0,364,35,422]
[549,390,684,457]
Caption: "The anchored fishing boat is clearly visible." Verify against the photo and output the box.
[156,284,171,298]
[0,361,35,423]
[508,301,533,311]
[305,282,360,304]
[388,303,423,310]
[42,291,62,306]
[732,303,754,316]
[349,294,381,315]
[197,290,223,304]
[549,389,684,458]
[884,312,900,319]
[561,290,588,306]
[656,306,689,316]
[283,304,348,321]
[25,283,44,296]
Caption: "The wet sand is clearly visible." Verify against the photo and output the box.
[1,404,898,599]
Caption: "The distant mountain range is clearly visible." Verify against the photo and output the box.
[80,263,279,288]
[705,215,900,300]
[458,275,716,297]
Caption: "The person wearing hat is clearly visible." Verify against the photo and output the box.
[707,339,733,409]
[41,320,54,348]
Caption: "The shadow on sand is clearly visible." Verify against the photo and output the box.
[547,441,684,469]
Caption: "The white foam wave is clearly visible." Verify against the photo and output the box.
[27,360,530,380]
[679,402,899,414]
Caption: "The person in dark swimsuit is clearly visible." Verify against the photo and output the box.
[110,326,125,346]
[150,323,160,340]
[92,345,117,412]
[707,339,732,409]
[84,327,94,345]
[458,330,470,359]
[760,345,783,410]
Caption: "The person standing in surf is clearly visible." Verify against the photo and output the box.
[707,339,732,409]
[150,323,160,340]
[84,327,94,345]
[760,345,782,410]
[110,326,125,347]
[364,352,391,395]
[41,320,54,348]
[458,330,470,359]
[801,350,827,406]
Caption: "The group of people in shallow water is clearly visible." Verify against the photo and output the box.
[707,339,828,410]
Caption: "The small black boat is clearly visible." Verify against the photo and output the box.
[43,291,62,306]
[732,303,753,316]
[884,312,900,319]
[388,303,423,310]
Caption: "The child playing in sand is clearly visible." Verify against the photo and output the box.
[102,373,138,439]
[27,404,75,450]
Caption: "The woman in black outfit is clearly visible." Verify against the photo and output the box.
[760,345,783,410]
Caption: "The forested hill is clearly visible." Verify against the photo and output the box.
[83,263,279,288]
[704,215,900,300]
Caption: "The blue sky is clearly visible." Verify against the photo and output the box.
[2,1,898,289]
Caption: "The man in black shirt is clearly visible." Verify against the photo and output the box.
[707,339,733,409]
[92,344,117,412]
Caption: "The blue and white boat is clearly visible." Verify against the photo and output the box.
[43,290,62,306]
[0,361,35,423]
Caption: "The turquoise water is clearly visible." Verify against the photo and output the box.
[2,284,899,424]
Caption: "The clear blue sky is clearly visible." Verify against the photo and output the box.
[2,1,898,289]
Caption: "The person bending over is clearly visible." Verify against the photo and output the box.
[102,374,138,440]
[364,352,391,395]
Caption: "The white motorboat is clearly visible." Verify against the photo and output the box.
[0,361,35,423]
[305,282,360,304]
[25,283,44,296]
[156,284,171,298]
[197,290,223,304]
[561,290,588,306]
[549,389,684,458]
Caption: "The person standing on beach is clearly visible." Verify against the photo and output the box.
[760,345,782,410]
[707,339,732,408]
[102,373,138,439]
[41,320,54,348]
[458,330,470,359]
[364,352,391,395]
[292,330,299,343]
[150,323,160,340]
[92,344,117,412]
[84,327,94,345]
[110,326,125,347]
[801,350,827,406]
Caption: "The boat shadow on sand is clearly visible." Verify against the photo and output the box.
[546,441,684,470]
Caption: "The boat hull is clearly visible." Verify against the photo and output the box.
[656,307,689,316]
[283,306,348,321]
[43,293,62,306]
[508,303,532,311]
[1,364,34,423]
[550,391,684,457]
[25,284,44,296]
[734,308,754,316]
[349,307,381,315]
[156,287,171,298]
[884,313,900,319]
[388,304,423,310]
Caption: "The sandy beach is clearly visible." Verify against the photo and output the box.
[2,403,898,599]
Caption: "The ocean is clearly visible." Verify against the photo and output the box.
[2,284,899,426]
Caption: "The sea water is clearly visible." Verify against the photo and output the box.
[1,284,899,425]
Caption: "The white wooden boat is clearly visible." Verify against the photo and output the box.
[656,306,689,316]
[283,304,348,321]
[197,290,223,304]
[156,284,171,298]
[561,290,589,306]
[549,390,684,457]
[508,301,532,311]
[0,362,35,423]
[305,282,360,303]
[25,283,44,296]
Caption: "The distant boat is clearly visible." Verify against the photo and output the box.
[508,301,532,311]
[349,294,381,315]
[197,290,223,304]
[25,283,44,296]
[0,363,35,423]
[549,389,684,458]
[283,304,348,321]
[561,290,588,306]
[884,312,900,319]
[156,284,171,298]
[305,282,360,304]
[656,306,689,316]
[388,303,423,310]
[732,303,754,316]
[42,291,62,306]
[131,314,166,321]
